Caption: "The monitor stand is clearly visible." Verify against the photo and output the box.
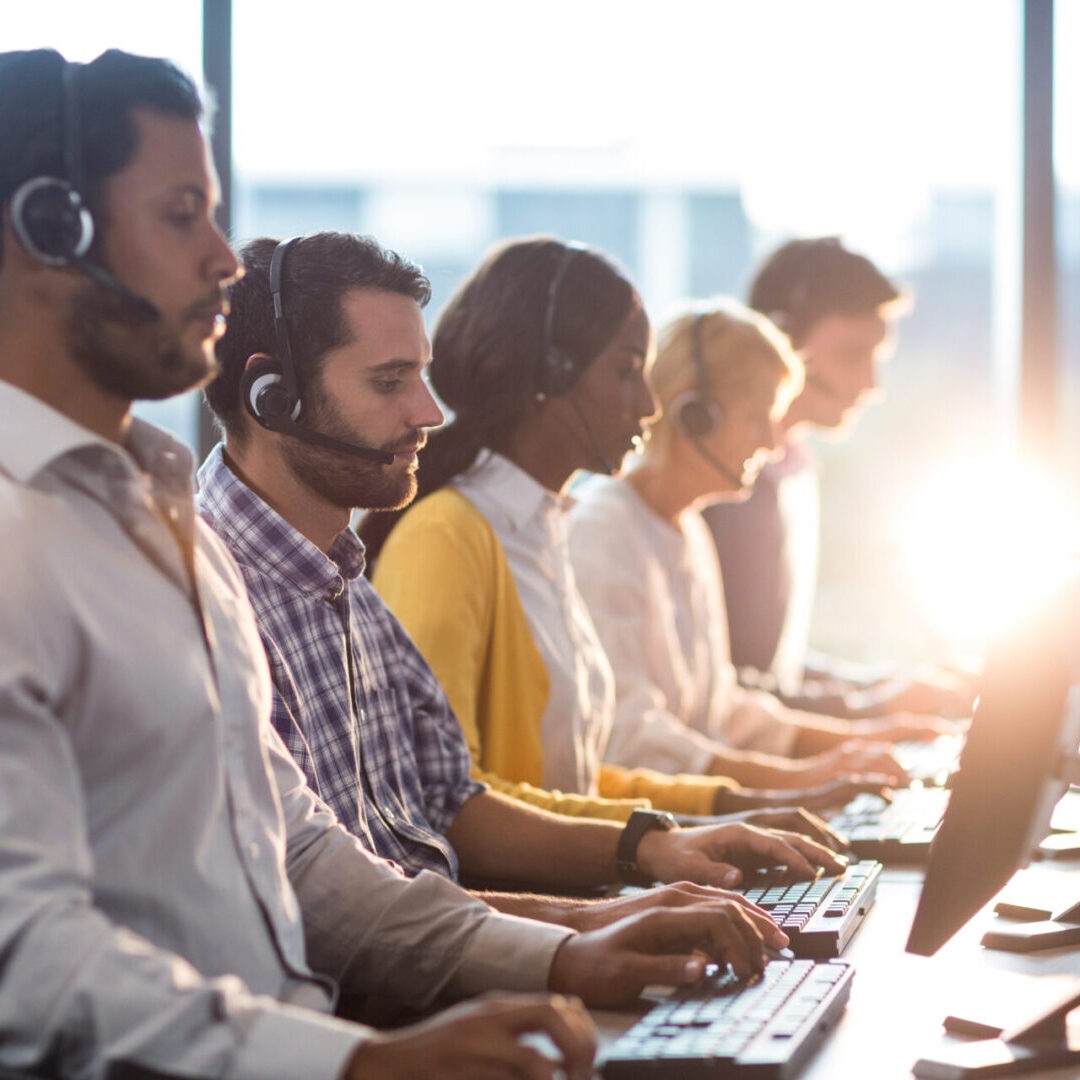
[913,983,1080,1077]
[980,897,1080,952]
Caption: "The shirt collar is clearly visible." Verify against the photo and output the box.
[0,378,194,496]
[196,443,366,599]
[459,449,575,533]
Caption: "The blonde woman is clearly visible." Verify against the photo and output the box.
[569,299,947,795]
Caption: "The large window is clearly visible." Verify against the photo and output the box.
[7,2,1070,668]
[232,0,1043,666]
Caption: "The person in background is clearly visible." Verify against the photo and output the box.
[364,237,924,822]
[702,237,976,719]
[569,298,953,793]
[0,48,790,1080]
[198,231,848,917]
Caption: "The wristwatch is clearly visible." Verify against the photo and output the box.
[616,808,678,886]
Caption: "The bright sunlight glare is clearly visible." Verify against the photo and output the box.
[900,456,1080,655]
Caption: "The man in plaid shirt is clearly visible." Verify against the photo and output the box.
[199,231,847,927]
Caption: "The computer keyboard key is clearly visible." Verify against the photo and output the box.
[601,960,855,1079]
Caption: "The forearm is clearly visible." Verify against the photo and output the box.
[447,790,624,890]
[706,746,816,789]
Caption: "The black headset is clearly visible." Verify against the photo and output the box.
[11,60,94,267]
[673,313,724,439]
[539,240,588,396]
[239,237,395,465]
[241,237,304,429]
[9,58,159,320]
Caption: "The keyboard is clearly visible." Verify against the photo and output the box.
[733,859,881,958]
[600,959,854,1079]
[828,786,950,863]
[893,734,963,786]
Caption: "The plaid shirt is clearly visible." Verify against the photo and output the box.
[196,445,483,879]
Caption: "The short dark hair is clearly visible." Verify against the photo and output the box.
[748,236,903,346]
[0,48,204,270]
[204,232,432,441]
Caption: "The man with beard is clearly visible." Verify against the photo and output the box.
[702,238,976,719]
[198,231,850,919]
[0,48,795,1080]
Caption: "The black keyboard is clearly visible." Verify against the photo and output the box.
[600,959,854,1079]
[733,859,881,958]
[828,787,949,863]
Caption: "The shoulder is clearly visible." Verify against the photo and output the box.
[383,488,500,565]
[570,475,647,543]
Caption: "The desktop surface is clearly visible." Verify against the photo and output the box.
[594,854,1080,1079]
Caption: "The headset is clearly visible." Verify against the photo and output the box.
[537,240,620,473]
[539,240,588,396]
[240,237,395,465]
[10,59,158,320]
[673,313,724,439]
[671,313,745,488]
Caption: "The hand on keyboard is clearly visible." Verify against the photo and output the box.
[345,993,596,1080]
[638,821,849,890]
[714,806,850,852]
[565,880,781,933]
[802,739,910,787]
[549,902,785,1007]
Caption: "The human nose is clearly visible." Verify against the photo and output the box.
[203,220,240,287]
[634,371,658,424]
[411,376,445,430]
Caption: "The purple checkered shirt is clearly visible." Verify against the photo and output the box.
[196,445,484,879]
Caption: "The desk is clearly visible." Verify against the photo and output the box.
[595,862,1080,1078]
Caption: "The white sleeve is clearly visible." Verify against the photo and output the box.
[0,675,365,1080]
[569,501,723,775]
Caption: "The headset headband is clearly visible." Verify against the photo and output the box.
[268,237,302,406]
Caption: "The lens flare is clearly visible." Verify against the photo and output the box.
[899,455,1080,654]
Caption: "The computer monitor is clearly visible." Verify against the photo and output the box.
[907,583,1080,958]
[905,585,1080,1078]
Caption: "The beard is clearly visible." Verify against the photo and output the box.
[281,387,423,512]
[65,280,220,401]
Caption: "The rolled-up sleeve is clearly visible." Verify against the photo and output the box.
[269,728,575,1005]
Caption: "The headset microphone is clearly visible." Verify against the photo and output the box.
[567,393,616,475]
[255,406,398,465]
[240,238,395,466]
[70,255,160,321]
[686,436,746,489]
[671,312,747,490]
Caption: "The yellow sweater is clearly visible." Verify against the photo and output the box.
[372,487,738,818]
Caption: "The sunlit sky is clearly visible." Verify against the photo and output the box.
[8,0,1078,268]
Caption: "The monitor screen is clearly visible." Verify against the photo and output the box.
[906,586,1080,957]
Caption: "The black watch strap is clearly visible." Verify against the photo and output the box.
[616,808,677,886]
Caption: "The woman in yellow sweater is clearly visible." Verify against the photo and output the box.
[363,237,917,820]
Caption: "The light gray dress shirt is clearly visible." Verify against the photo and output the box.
[0,381,570,1080]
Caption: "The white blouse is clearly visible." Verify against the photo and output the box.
[569,474,798,776]
[453,451,615,794]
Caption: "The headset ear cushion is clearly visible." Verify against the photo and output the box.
[673,392,722,439]
[11,176,94,266]
[241,356,299,427]
[545,346,578,396]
